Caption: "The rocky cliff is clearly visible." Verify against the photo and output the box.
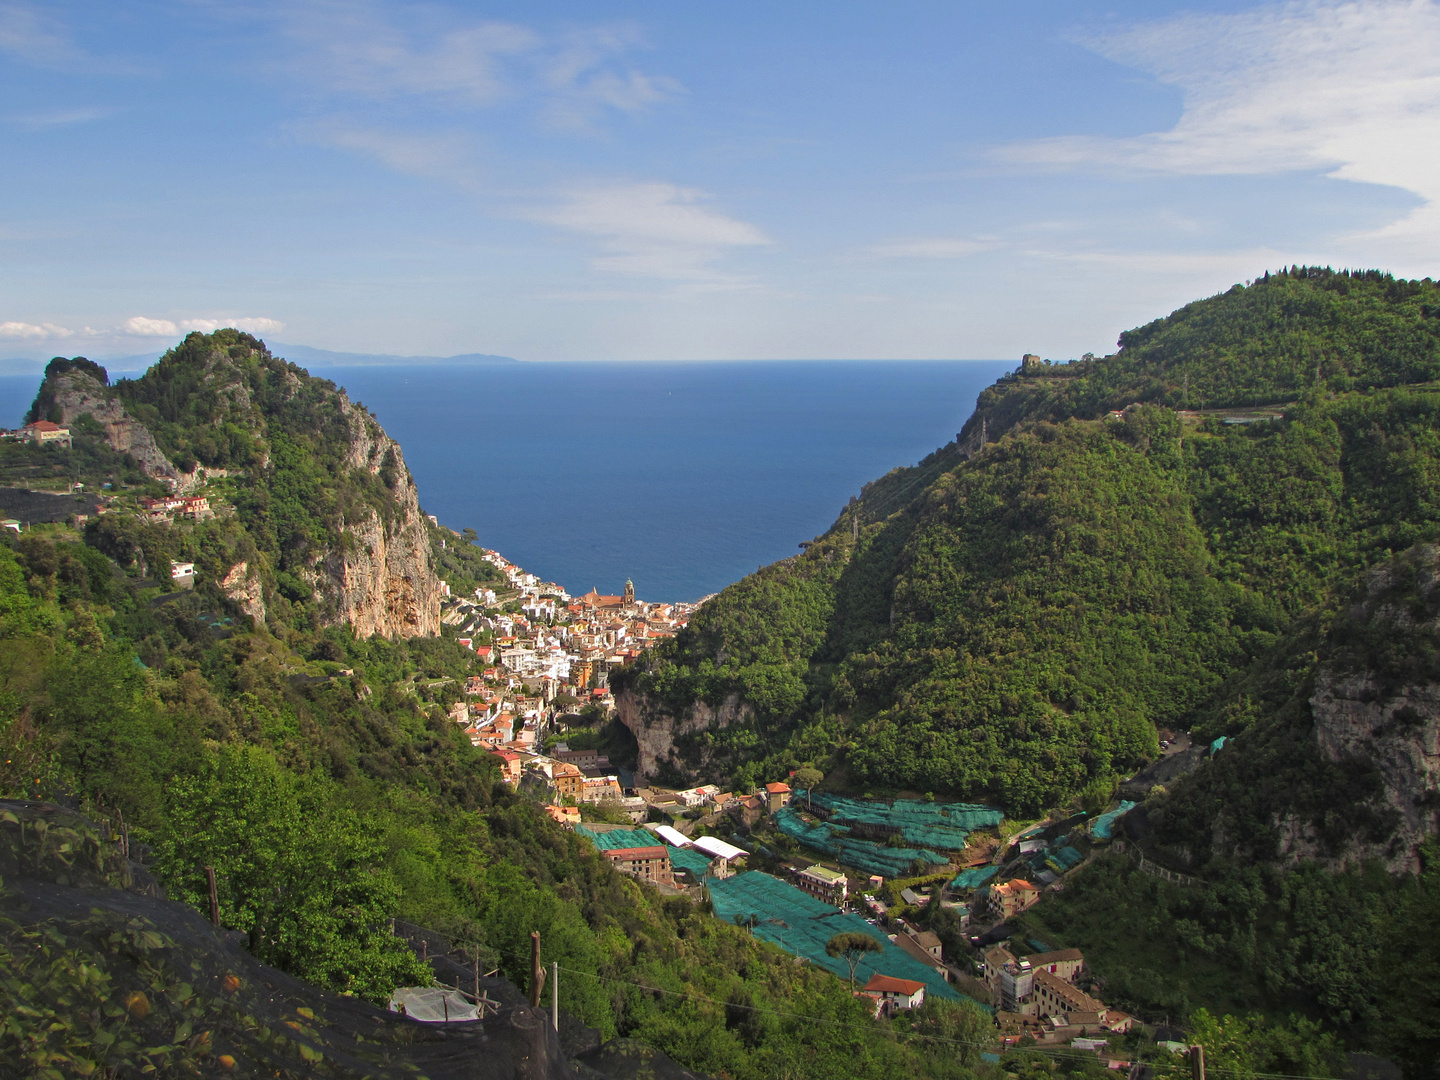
[614,689,754,784]
[45,369,182,483]
[31,334,443,640]
[316,390,440,638]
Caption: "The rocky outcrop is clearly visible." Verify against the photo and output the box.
[47,371,180,482]
[1306,671,1440,872]
[614,689,754,784]
[314,396,440,639]
[221,560,267,626]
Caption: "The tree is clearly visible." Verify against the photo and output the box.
[794,766,823,808]
[826,931,882,989]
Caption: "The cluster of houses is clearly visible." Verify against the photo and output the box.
[441,549,700,707]
[140,494,212,523]
[982,945,1135,1050]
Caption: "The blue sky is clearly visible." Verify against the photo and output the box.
[2,0,1438,363]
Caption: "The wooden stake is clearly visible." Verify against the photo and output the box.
[473,952,480,1004]
[1190,1045,1205,1080]
[551,960,559,1031]
[529,931,546,1008]
[205,866,220,926]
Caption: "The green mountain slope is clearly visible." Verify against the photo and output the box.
[617,268,1440,818]
[1,334,993,1080]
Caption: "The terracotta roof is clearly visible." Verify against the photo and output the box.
[1028,948,1084,966]
[862,973,926,996]
[27,420,62,431]
[604,846,669,861]
[764,782,791,793]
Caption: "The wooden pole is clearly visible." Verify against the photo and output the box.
[473,952,480,1004]
[529,931,545,1008]
[551,960,559,1031]
[1189,1045,1205,1080]
[205,866,220,926]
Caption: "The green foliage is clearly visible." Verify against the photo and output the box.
[1156,1009,1344,1080]
[825,930,882,988]
[627,272,1440,818]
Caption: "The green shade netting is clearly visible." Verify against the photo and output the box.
[706,872,965,1004]
[798,792,1004,853]
[1089,800,1135,841]
[574,826,664,852]
[949,865,999,890]
[668,846,714,878]
[774,808,950,878]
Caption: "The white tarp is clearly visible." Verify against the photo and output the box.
[691,835,745,861]
[389,987,482,1023]
[654,825,690,847]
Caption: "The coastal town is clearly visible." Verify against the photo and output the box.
[445,545,1157,1067]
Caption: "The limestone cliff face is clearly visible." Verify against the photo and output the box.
[47,371,181,482]
[614,688,754,784]
[221,561,267,626]
[1301,671,1440,873]
[314,393,440,639]
[37,334,442,641]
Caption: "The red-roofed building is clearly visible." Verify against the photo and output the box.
[860,973,926,1013]
[603,845,673,887]
[763,781,792,812]
[488,748,522,786]
[24,420,71,447]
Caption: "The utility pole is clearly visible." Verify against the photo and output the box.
[1189,1044,1206,1080]
[551,960,559,1031]
[205,866,220,926]
[529,931,546,1008]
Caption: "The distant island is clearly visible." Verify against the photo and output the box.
[269,342,521,367]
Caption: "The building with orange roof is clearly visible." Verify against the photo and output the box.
[488,748,523,786]
[860,972,926,1013]
[602,845,673,887]
[978,878,1041,921]
[763,781,792,812]
[544,804,581,827]
[551,762,585,800]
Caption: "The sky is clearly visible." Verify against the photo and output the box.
[2,0,1439,364]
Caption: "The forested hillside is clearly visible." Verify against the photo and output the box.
[618,268,1440,819]
[0,334,994,1079]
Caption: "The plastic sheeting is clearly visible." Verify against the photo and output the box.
[388,988,483,1023]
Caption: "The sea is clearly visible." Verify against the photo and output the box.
[1,360,1011,601]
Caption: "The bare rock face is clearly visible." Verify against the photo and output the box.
[47,371,180,482]
[614,689,754,784]
[1306,671,1440,872]
[312,395,441,639]
[221,561,267,625]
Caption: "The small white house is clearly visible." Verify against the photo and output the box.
[170,561,196,588]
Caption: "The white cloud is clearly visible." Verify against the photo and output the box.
[0,320,73,340]
[527,182,771,280]
[538,26,683,132]
[284,8,537,105]
[868,236,999,259]
[0,2,78,67]
[995,0,1440,266]
[278,6,678,127]
[7,106,114,130]
[122,316,178,337]
[297,121,478,181]
[121,316,284,337]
